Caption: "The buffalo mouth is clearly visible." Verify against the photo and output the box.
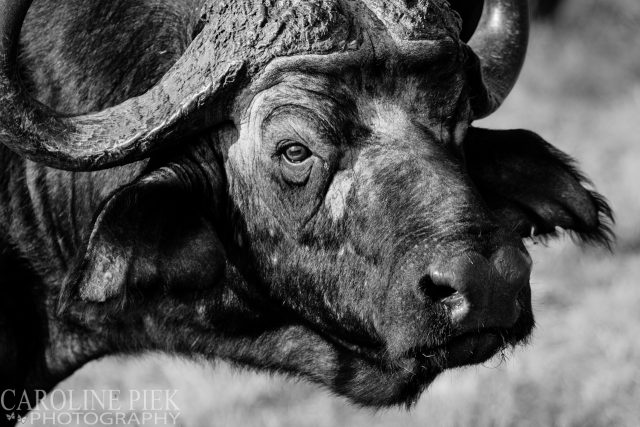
[224,277,534,407]
[310,297,535,407]
[412,327,526,371]
[408,296,536,372]
[212,298,534,408]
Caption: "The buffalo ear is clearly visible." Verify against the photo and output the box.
[60,169,225,312]
[464,127,614,246]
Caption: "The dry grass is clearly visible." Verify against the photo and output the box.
[27,1,640,426]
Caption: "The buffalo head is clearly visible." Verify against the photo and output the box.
[0,0,611,406]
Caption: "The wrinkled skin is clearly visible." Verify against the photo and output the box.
[0,0,612,421]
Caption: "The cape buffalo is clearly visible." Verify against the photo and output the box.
[0,0,611,421]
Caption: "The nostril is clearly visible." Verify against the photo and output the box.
[419,276,457,302]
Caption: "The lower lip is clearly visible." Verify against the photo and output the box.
[442,332,503,367]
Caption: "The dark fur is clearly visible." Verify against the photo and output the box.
[0,0,612,422]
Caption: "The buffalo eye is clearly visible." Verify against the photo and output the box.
[283,143,312,164]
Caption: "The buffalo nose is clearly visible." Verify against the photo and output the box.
[426,247,532,332]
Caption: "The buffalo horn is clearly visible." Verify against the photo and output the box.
[0,0,244,171]
[468,0,530,119]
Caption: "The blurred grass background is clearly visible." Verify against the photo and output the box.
[29,0,640,425]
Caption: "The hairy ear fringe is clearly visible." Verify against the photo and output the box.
[541,142,615,250]
[523,189,615,251]
[576,190,615,250]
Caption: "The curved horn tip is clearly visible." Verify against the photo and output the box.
[469,0,530,119]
